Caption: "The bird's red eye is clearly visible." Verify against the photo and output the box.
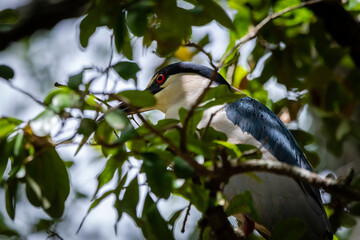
[156,74,166,84]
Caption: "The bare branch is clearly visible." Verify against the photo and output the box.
[4,80,47,107]
[181,202,192,233]
[104,35,114,91]
[223,159,360,201]
[0,0,90,51]
[133,108,212,176]
[184,41,217,70]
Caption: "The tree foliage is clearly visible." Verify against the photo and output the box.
[1,0,360,239]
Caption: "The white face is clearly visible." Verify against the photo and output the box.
[150,73,214,117]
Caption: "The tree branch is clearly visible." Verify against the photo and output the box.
[3,80,47,107]
[0,0,90,51]
[181,202,192,233]
[133,109,211,176]
[202,206,240,240]
[184,41,217,70]
[223,159,360,201]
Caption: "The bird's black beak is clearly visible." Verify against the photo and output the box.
[145,84,162,95]
[115,101,132,114]
[97,85,159,123]
[96,101,132,123]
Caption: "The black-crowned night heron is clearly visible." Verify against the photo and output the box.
[127,62,333,239]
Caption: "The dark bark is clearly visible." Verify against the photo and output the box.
[0,0,90,51]
[203,206,240,240]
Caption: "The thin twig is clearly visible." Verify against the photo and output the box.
[54,81,112,108]
[104,34,114,91]
[5,80,47,107]
[181,202,192,233]
[133,107,212,176]
[185,41,217,69]
[201,106,225,140]
[46,230,64,240]
[218,0,324,68]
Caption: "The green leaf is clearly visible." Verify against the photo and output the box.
[51,91,81,111]
[237,144,262,161]
[122,32,134,60]
[77,118,97,136]
[200,85,245,109]
[168,208,185,227]
[0,139,9,181]
[43,87,71,105]
[0,9,19,24]
[115,176,139,222]
[118,90,156,108]
[232,7,251,38]
[68,71,83,90]
[103,109,137,144]
[175,180,209,213]
[225,191,259,221]
[197,0,235,30]
[114,13,126,53]
[112,61,140,81]
[174,157,195,179]
[340,212,356,228]
[104,109,130,130]
[199,126,227,142]
[186,7,212,26]
[0,65,14,81]
[270,218,306,240]
[347,0,360,10]
[0,117,22,139]
[137,118,179,135]
[94,120,119,148]
[336,120,350,141]
[13,132,23,157]
[79,11,100,48]
[33,218,56,232]
[141,194,175,240]
[5,177,17,220]
[142,152,172,199]
[0,212,19,236]
[6,134,26,179]
[93,153,125,198]
[25,148,70,218]
[214,140,242,158]
[273,0,312,27]
[178,107,203,136]
[349,202,360,216]
[127,5,150,36]
[153,118,179,130]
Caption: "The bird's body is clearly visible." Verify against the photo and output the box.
[141,62,332,239]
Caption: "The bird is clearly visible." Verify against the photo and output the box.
[121,62,333,239]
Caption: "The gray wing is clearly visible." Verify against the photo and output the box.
[226,97,312,171]
[225,97,332,239]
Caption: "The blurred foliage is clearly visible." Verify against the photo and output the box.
[1,0,360,239]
